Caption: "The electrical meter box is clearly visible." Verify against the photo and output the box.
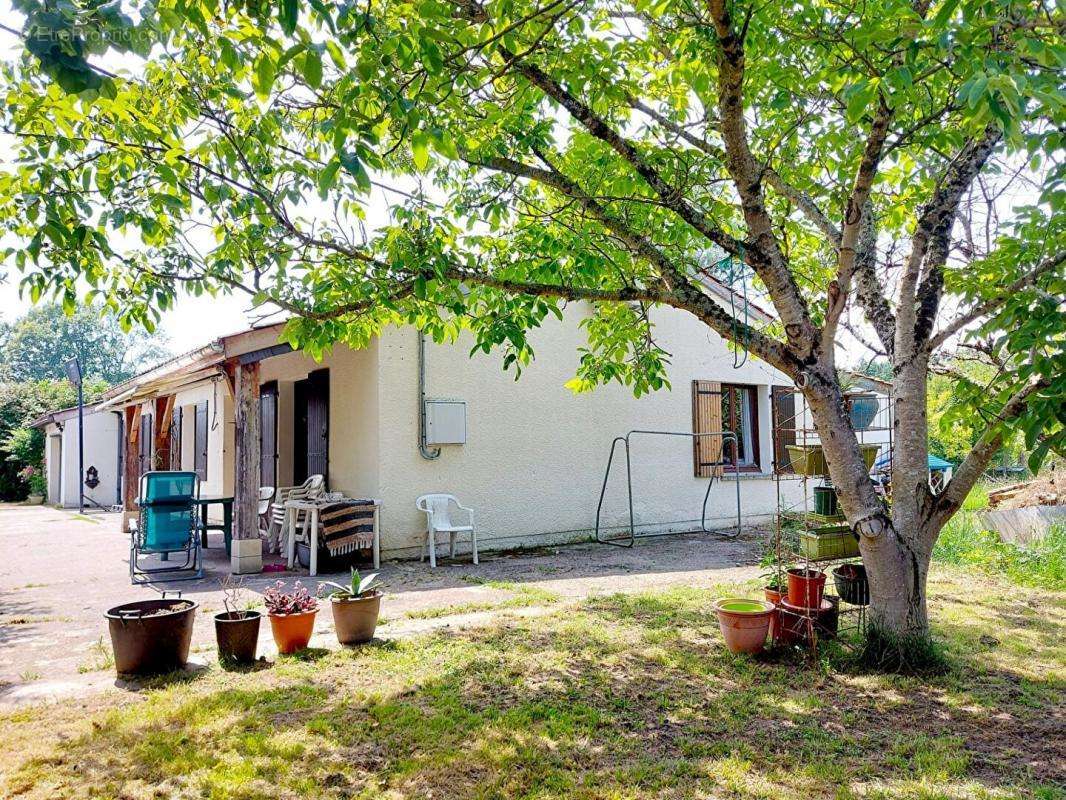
[424,399,467,445]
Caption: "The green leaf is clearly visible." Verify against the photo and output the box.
[253,55,276,99]
[317,159,341,198]
[300,50,323,89]
[280,0,299,35]
[411,131,430,171]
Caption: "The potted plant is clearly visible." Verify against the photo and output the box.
[319,569,383,645]
[832,562,870,606]
[214,577,262,666]
[105,592,198,675]
[786,444,881,476]
[786,567,827,608]
[837,371,881,431]
[20,465,46,504]
[263,580,318,654]
[712,598,775,655]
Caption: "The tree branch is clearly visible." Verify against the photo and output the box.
[466,152,801,375]
[896,126,1001,359]
[500,49,745,258]
[704,0,816,354]
[926,249,1066,350]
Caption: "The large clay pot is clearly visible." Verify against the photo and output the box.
[787,567,827,608]
[779,598,837,646]
[106,598,197,675]
[269,610,317,654]
[713,598,774,655]
[214,611,261,666]
[331,592,382,645]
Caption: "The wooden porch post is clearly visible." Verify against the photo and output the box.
[231,360,263,574]
[122,406,141,533]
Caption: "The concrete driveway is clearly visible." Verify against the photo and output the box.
[0,504,764,707]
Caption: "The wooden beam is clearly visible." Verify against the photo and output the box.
[154,395,176,469]
[122,406,140,533]
[232,360,261,542]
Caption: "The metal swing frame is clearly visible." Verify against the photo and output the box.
[594,430,743,547]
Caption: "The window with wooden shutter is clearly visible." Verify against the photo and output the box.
[692,380,724,477]
[771,385,796,474]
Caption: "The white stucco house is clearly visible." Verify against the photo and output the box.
[30,404,122,508]
[80,291,817,568]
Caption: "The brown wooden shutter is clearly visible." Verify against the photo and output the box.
[692,380,724,477]
[771,385,796,474]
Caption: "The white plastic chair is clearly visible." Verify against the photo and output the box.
[264,475,325,553]
[416,494,477,567]
[257,486,275,534]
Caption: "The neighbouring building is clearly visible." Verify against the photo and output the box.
[30,405,122,509]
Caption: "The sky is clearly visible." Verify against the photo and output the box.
[0,3,1037,368]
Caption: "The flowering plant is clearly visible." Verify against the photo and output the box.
[262,581,318,616]
[19,465,47,496]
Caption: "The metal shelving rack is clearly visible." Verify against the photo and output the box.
[769,386,894,650]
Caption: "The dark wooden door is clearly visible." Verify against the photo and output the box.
[138,413,153,475]
[294,369,329,485]
[194,401,208,480]
[259,381,278,489]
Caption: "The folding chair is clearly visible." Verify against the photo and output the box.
[130,471,203,584]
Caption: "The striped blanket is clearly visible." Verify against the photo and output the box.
[318,500,376,555]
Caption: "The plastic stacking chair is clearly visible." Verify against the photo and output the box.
[130,471,202,584]
[416,494,477,568]
[264,475,325,554]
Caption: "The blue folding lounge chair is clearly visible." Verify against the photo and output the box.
[130,471,203,584]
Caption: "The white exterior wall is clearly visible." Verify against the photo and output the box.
[43,410,121,508]
[169,380,232,498]
[372,304,805,556]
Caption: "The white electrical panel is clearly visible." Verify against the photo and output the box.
[425,399,467,445]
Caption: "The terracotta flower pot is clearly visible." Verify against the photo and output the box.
[787,567,826,608]
[779,598,837,647]
[763,586,786,642]
[268,609,317,654]
[215,611,261,666]
[713,598,774,655]
[331,592,382,645]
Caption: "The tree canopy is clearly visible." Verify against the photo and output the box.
[0,302,169,383]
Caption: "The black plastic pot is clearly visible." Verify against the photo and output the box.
[832,563,870,606]
[214,611,261,666]
[105,597,197,675]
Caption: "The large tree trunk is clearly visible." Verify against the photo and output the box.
[802,360,937,641]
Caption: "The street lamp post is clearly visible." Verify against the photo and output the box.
[64,357,84,514]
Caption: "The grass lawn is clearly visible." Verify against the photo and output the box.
[1,566,1062,800]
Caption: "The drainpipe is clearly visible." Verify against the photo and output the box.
[418,331,441,460]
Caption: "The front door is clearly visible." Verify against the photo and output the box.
[294,369,329,486]
[259,381,279,489]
